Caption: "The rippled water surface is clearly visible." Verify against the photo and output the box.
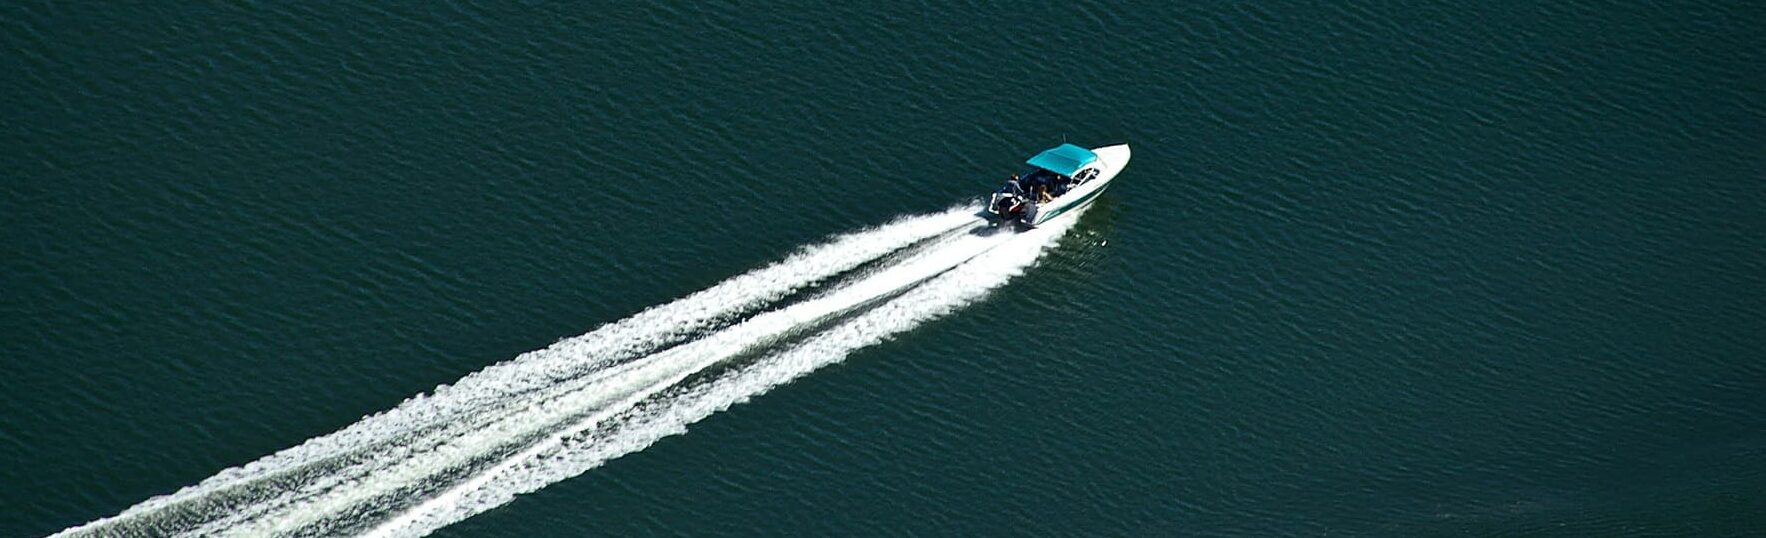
[4,1,1764,536]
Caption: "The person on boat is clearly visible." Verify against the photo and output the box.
[1051,175,1072,197]
[1035,184,1054,204]
[1000,174,1025,196]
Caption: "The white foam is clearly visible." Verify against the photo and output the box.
[364,213,1082,537]
[55,205,1085,538]
[55,208,977,537]
[221,224,1005,535]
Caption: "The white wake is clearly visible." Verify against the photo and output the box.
[55,206,1084,538]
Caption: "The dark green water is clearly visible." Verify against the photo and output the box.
[5,2,1765,536]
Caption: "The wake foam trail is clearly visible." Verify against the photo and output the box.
[363,210,1086,537]
[237,222,1014,536]
[54,207,979,538]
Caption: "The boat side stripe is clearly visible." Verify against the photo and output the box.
[1037,182,1109,224]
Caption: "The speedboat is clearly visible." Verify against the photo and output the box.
[985,143,1131,227]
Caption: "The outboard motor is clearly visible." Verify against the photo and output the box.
[990,192,1020,219]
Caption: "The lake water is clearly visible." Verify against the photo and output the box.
[4,1,1763,536]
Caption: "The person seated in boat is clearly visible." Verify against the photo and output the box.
[1031,172,1052,195]
[1050,175,1072,197]
[1035,184,1054,204]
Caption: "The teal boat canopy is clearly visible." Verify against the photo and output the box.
[1025,143,1098,176]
